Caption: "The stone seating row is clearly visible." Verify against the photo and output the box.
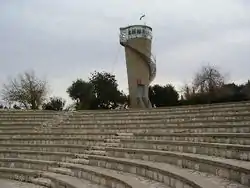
[0,168,63,188]
[134,133,250,145]
[1,101,250,188]
[73,104,250,118]
[88,155,247,188]
[62,114,250,123]
[1,112,250,124]
[0,132,248,187]
[0,137,105,145]
[0,112,65,118]
[0,120,53,124]
[1,118,249,128]
[1,124,250,134]
[104,147,250,186]
[56,118,250,127]
[75,101,250,114]
[0,129,250,160]
[0,143,103,154]
[0,157,225,188]
[69,110,250,121]
[119,139,250,161]
[0,158,172,188]
[0,165,145,188]
[0,133,154,188]
[0,125,250,135]
[0,132,116,139]
[0,134,249,161]
[0,132,249,144]
[0,138,248,187]
[0,119,56,124]
[0,121,250,137]
[0,134,249,160]
[62,118,250,126]
[0,101,249,117]
[0,178,51,188]
[0,133,249,145]
[0,113,57,118]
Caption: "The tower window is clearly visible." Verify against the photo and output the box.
[132,29,136,34]
[128,30,131,35]
[137,29,141,34]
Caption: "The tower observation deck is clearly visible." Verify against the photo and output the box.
[120,25,156,108]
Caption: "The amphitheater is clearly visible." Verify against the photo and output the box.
[0,102,250,188]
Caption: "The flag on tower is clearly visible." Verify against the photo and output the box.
[140,14,145,20]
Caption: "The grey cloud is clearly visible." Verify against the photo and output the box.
[0,0,250,104]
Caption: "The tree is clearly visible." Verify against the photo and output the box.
[42,97,66,111]
[241,80,250,100]
[67,71,126,110]
[193,64,225,93]
[149,84,179,107]
[89,71,126,109]
[67,79,94,110]
[180,64,225,105]
[181,84,195,100]
[1,71,48,109]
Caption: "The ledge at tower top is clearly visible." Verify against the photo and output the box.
[119,24,156,109]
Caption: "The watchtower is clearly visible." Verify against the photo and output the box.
[120,25,156,108]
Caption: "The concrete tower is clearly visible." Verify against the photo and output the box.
[120,25,156,108]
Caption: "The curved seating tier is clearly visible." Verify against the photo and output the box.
[0,101,250,188]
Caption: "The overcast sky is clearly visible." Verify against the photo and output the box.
[0,0,250,104]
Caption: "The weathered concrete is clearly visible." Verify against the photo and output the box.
[0,178,45,188]
[1,101,250,187]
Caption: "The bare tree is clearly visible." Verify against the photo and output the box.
[1,71,48,109]
[193,64,225,93]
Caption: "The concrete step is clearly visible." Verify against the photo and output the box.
[0,159,159,188]
[42,171,103,188]
[0,149,106,162]
[30,177,53,187]
[84,150,106,156]
[2,133,115,139]
[1,119,250,131]
[0,178,46,188]
[57,162,170,188]
[59,118,250,127]
[115,132,134,136]
[73,101,250,114]
[1,107,248,121]
[1,123,250,134]
[89,155,249,188]
[68,158,89,165]
[115,133,134,139]
[134,132,250,145]
[105,147,250,186]
[62,116,250,126]
[0,167,94,188]
[119,139,250,161]
[0,137,105,146]
[67,111,250,121]
[104,138,120,143]
[0,144,103,154]
[49,167,73,175]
